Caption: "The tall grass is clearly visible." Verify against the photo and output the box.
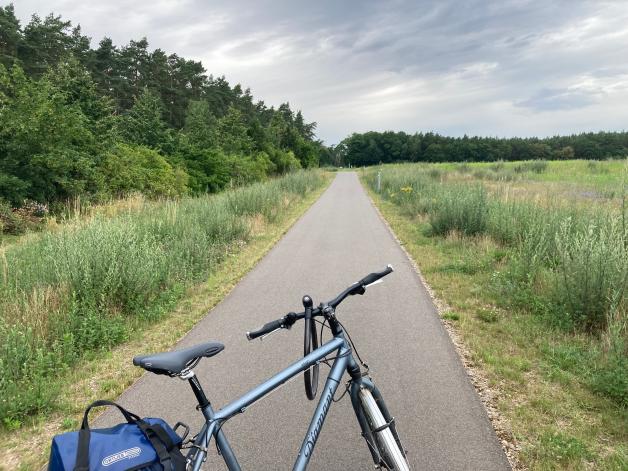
[367,165,627,405]
[0,170,326,425]
[429,184,488,236]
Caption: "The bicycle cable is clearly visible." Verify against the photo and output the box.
[336,318,368,370]
[313,315,368,372]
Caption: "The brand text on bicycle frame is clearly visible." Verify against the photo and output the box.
[304,386,334,457]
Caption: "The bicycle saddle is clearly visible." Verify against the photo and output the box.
[133,341,224,376]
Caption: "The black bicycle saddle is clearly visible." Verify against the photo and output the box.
[133,341,224,376]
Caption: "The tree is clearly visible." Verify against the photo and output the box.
[294,110,316,139]
[0,4,20,67]
[0,5,326,206]
[117,38,150,109]
[120,87,169,150]
[555,146,575,160]
[0,64,100,203]
[46,57,116,131]
[183,100,216,149]
[216,105,253,155]
[18,13,73,77]
[92,37,121,105]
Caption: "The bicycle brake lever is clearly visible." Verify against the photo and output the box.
[259,327,283,341]
[365,279,384,288]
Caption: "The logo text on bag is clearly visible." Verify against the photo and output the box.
[102,447,142,466]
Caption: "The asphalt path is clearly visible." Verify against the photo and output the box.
[97,172,510,470]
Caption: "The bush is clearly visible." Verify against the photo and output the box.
[514,160,548,174]
[100,143,188,198]
[0,199,26,235]
[268,148,302,174]
[553,219,627,331]
[429,185,488,236]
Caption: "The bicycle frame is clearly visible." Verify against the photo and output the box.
[183,334,372,471]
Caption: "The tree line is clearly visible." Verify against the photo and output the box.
[0,4,325,207]
[333,131,628,167]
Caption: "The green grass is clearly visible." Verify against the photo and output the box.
[1,174,332,470]
[362,161,627,470]
[433,158,627,188]
[0,170,327,429]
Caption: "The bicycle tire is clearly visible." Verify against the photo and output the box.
[359,389,410,471]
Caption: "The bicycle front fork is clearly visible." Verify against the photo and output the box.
[347,360,405,468]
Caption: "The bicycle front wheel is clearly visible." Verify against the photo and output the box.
[359,388,410,470]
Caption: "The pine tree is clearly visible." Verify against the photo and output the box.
[183,100,217,149]
[121,87,169,150]
[216,105,253,155]
[0,4,21,67]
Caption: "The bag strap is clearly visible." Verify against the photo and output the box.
[80,400,140,430]
[137,421,185,471]
[73,428,90,471]
[74,400,141,471]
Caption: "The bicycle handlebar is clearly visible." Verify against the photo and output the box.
[246,318,285,340]
[246,265,394,341]
[359,264,394,287]
[327,264,394,309]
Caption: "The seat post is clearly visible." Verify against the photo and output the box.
[184,371,211,411]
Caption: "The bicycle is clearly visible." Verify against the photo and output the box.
[133,265,410,470]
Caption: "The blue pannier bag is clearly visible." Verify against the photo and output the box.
[48,400,186,471]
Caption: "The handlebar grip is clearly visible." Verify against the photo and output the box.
[246,317,284,340]
[360,264,394,287]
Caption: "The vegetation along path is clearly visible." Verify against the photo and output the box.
[97,172,510,470]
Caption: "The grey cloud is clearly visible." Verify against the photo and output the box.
[9,0,628,143]
[517,88,598,111]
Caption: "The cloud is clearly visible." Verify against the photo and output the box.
[517,88,598,111]
[8,0,628,143]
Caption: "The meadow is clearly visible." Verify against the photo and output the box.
[364,159,627,469]
[0,170,327,429]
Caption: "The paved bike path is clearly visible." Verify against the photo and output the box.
[98,172,510,470]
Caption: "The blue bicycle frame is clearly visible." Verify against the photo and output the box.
[184,334,376,471]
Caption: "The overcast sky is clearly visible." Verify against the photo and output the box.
[9,0,628,144]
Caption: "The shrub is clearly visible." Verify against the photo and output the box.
[100,143,188,198]
[553,219,627,331]
[268,148,302,174]
[0,199,26,235]
[528,160,548,173]
[429,184,488,236]
[514,160,548,174]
